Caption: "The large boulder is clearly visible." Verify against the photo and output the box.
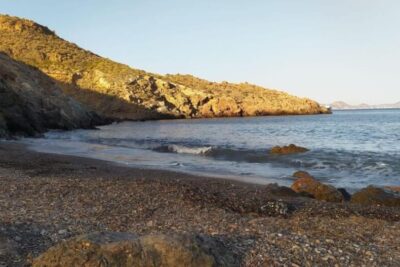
[291,172,345,202]
[270,144,309,155]
[33,232,238,267]
[351,186,400,207]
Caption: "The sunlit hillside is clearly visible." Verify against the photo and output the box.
[0,14,329,120]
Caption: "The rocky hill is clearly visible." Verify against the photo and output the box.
[0,52,100,137]
[0,14,329,120]
[164,74,328,116]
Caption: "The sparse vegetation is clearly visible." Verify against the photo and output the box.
[0,14,329,120]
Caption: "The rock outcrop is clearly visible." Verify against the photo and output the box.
[0,52,100,137]
[0,14,330,121]
[270,144,309,155]
[166,74,329,117]
[33,232,239,267]
[291,171,345,202]
[351,186,400,207]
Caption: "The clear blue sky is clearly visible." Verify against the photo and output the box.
[1,0,400,104]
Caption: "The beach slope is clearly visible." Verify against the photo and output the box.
[0,143,399,266]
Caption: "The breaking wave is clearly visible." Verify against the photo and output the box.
[154,145,213,155]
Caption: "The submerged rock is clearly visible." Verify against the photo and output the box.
[270,144,309,155]
[291,172,345,202]
[351,186,400,207]
[33,232,239,267]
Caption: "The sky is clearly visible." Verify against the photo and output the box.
[1,0,400,104]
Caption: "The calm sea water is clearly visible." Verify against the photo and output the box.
[20,109,400,190]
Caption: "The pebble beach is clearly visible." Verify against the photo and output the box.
[0,143,399,266]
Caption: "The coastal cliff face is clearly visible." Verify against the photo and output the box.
[0,53,100,137]
[0,15,329,120]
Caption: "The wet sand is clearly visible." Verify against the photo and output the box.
[0,142,399,266]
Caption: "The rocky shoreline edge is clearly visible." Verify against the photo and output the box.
[0,142,399,266]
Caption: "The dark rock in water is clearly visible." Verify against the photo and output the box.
[0,52,102,138]
[270,144,309,155]
[291,171,344,202]
[338,188,352,201]
[33,232,239,267]
[351,186,400,207]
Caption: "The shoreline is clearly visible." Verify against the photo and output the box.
[0,142,400,266]
[22,142,279,187]
[4,141,269,187]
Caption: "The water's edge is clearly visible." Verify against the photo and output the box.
[11,110,400,190]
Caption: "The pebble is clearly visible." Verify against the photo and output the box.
[58,229,68,235]
[0,145,399,266]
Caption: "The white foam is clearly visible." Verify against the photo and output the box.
[167,145,212,155]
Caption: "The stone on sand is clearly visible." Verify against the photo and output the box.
[351,186,400,207]
[291,172,345,202]
[33,232,239,267]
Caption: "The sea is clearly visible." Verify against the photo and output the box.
[19,109,400,191]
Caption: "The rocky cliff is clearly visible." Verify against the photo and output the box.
[0,14,330,120]
[0,52,100,137]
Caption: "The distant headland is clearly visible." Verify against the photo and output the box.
[329,101,400,110]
